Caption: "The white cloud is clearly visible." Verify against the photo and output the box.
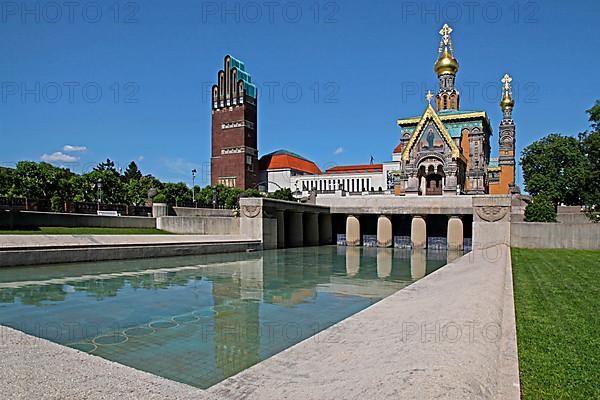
[41,152,79,163]
[63,145,87,153]
[334,147,344,155]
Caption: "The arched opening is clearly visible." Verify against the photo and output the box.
[426,174,443,195]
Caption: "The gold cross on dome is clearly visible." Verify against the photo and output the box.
[502,74,513,92]
[426,90,433,104]
[439,24,453,46]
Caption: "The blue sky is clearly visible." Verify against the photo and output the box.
[1,0,598,187]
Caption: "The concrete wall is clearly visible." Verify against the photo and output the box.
[511,222,600,250]
[0,211,156,229]
[0,239,260,268]
[172,207,234,217]
[317,194,477,215]
[556,206,591,224]
[156,216,239,235]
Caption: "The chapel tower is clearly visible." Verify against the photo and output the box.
[490,74,517,194]
[434,24,460,112]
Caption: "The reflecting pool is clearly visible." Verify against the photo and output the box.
[0,246,461,389]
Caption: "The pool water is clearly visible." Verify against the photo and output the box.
[0,246,461,389]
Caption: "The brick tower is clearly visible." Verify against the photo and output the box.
[211,55,259,189]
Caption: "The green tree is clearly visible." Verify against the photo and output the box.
[12,162,73,200]
[160,182,192,205]
[525,195,557,222]
[123,161,142,181]
[82,170,127,204]
[586,99,600,131]
[267,188,294,201]
[0,167,15,197]
[521,134,587,205]
[94,159,118,173]
[125,175,162,206]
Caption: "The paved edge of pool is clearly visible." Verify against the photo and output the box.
[0,326,209,400]
[207,245,521,400]
[0,246,520,400]
[0,235,262,267]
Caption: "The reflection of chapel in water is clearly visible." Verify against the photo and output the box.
[207,247,457,380]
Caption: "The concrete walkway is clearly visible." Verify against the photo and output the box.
[0,246,519,399]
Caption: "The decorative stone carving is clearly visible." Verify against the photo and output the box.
[475,206,509,222]
[241,205,262,218]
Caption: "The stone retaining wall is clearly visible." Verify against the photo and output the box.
[0,211,156,230]
[157,216,239,235]
[0,236,260,268]
[511,222,600,249]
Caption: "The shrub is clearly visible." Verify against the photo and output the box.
[525,195,557,222]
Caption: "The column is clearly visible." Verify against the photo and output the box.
[319,213,333,245]
[346,215,361,246]
[286,211,304,248]
[377,215,393,247]
[276,210,285,249]
[411,215,427,249]
[447,216,464,251]
[303,212,319,247]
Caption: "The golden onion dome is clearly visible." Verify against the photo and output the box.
[434,48,459,76]
[500,94,515,110]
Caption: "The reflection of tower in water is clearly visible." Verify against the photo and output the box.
[211,258,263,379]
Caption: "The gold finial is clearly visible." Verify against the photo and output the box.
[426,90,433,104]
[501,74,513,95]
[435,23,459,76]
[438,23,454,55]
[439,24,453,47]
[500,73,515,110]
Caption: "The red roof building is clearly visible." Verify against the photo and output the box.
[325,164,383,175]
[259,150,321,175]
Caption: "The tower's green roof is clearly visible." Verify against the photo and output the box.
[230,56,257,98]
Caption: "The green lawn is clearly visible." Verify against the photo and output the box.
[0,227,171,235]
[512,248,600,400]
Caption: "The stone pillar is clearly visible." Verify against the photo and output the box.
[319,213,333,245]
[411,215,427,249]
[276,210,285,249]
[346,215,361,246]
[303,212,319,247]
[377,215,393,247]
[286,211,304,248]
[406,175,419,196]
[345,246,361,276]
[447,216,464,250]
[152,203,169,218]
[377,248,393,278]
